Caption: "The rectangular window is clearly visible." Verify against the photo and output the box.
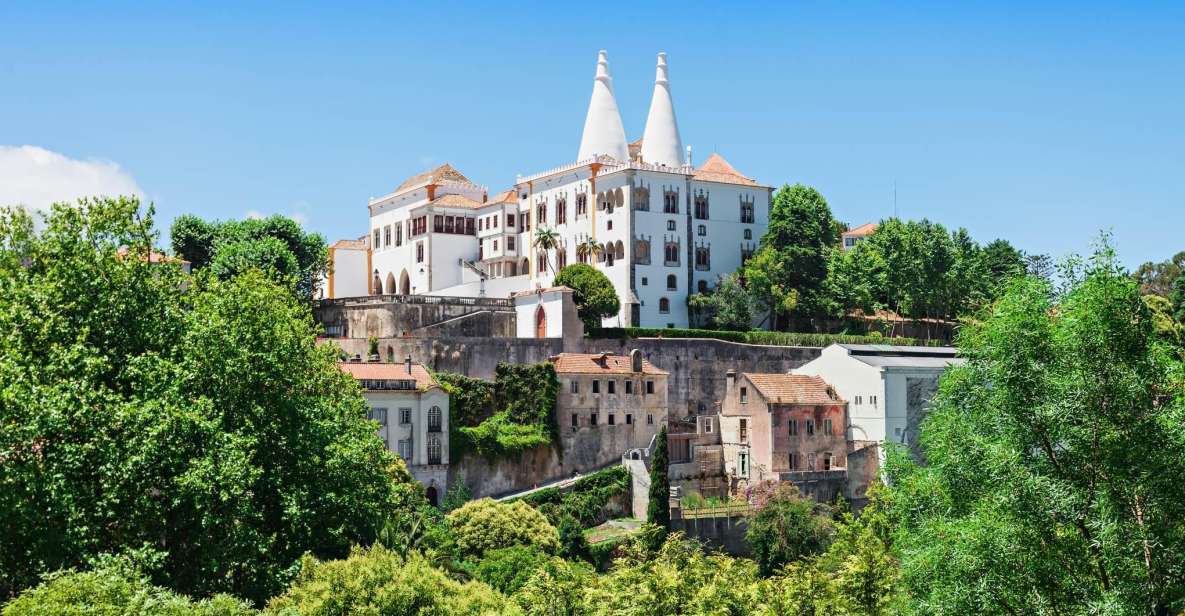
[397,439,411,460]
[824,419,833,436]
[789,419,798,436]
[607,380,616,394]
[570,381,579,394]
[416,242,424,263]
[492,239,498,251]
[871,395,878,407]
[740,386,748,403]
[396,223,403,246]
[373,229,381,248]
[855,395,862,405]
[808,452,817,471]
[789,452,798,470]
[647,414,654,425]
[368,407,388,425]
[625,381,633,394]
[399,408,412,424]
[806,419,815,436]
[704,417,713,433]
[608,414,615,426]
[626,413,633,425]
[667,220,676,231]
[507,214,515,227]
[646,381,654,394]
[384,226,392,247]
[590,413,598,426]
[738,451,749,478]
[507,236,515,250]
[571,413,579,428]
[433,215,443,233]
[823,452,833,471]
[739,418,748,443]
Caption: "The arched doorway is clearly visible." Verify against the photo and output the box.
[399,269,411,295]
[373,274,383,295]
[384,273,396,296]
[520,258,529,276]
[535,305,547,338]
[426,485,439,507]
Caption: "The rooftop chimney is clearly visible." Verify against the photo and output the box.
[405,355,413,374]
[725,369,737,396]
[640,52,685,168]
[577,50,629,162]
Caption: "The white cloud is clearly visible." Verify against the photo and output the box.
[244,201,310,226]
[0,145,143,212]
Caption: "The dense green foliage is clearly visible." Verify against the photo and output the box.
[263,545,516,615]
[466,545,567,595]
[688,272,757,330]
[1,558,253,616]
[0,199,406,604]
[1134,250,1185,297]
[588,326,941,347]
[648,427,671,529]
[888,244,1185,613]
[445,499,561,559]
[554,263,620,328]
[745,184,838,328]
[170,213,327,299]
[437,363,559,460]
[513,466,631,527]
[745,483,835,576]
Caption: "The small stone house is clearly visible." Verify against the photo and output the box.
[719,370,848,489]
[551,350,669,472]
[339,359,449,505]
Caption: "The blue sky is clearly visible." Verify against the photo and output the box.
[1,1,1182,267]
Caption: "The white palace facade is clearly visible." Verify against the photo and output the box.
[322,51,772,329]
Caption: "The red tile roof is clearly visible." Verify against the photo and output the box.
[485,189,518,205]
[550,352,668,376]
[429,194,483,209]
[331,238,367,250]
[742,373,844,405]
[843,222,878,238]
[692,153,758,186]
[338,362,438,390]
[395,163,473,193]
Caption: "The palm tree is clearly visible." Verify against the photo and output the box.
[575,237,603,265]
[534,227,561,274]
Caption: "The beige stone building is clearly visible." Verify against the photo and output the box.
[339,359,449,505]
[551,351,669,472]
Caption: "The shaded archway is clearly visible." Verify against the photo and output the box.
[384,272,396,296]
[399,269,411,295]
[614,240,625,260]
[426,485,439,507]
[520,258,530,276]
[373,273,383,295]
[535,305,547,339]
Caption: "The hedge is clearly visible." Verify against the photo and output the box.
[587,327,943,348]
[510,466,631,527]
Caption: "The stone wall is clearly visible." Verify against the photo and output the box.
[670,510,752,556]
[315,295,517,339]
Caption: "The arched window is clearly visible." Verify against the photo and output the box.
[615,240,625,260]
[666,274,677,290]
[428,405,442,433]
[385,272,396,295]
[427,437,442,465]
[556,247,567,270]
[659,298,671,313]
[426,485,439,506]
[698,280,708,294]
[535,305,547,338]
[399,270,410,295]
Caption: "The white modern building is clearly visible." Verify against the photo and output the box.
[321,50,772,328]
[793,344,965,456]
[339,359,449,505]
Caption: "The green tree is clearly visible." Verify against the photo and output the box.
[2,557,253,616]
[170,214,327,299]
[468,544,557,595]
[687,273,756,330]
[981,238,1026,284]
[1172,271,1185,324]
[534,226,561,274]
[745,483,834,576]
[553,264,620,328]
[0,198,406,603]
[747,184,837,329]
[1134,251,1185,297]
[887,243,1185,613]
[446,498,560,559]
[264,545,518,615]
[820,242,885,319]
[647,426,671,529]
[557,514,592,562]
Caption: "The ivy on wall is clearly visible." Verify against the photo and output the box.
[512,466,630,528]
[435,363,559,461]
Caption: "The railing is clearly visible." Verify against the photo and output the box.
[678,503,754,520]
[315,294,514,309]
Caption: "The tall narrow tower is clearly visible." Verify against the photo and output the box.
[640,52,684,168]
[577,50,629,162]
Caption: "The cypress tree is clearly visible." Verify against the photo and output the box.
[647,426,670,529]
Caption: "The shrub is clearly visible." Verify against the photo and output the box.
[515,466,630,527]
[587,326,941,348]
[2,559,252,616]
[466,545,555,595]
[436,363,559,461]
[446,499,560,559]
[746,483,835,576]
[263,545,516,615]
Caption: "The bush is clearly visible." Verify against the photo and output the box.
[466,545,556,595]
[514,466,630,527]
[554,264,620,328]
[557,515,591,562]
[436,363,559,461]
[587,326,941,348]
[2,559,252,616]
[446,499,560,559]
[746,484,835,576]
[263,544,516,615]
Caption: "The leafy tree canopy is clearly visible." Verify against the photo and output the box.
[745,483,835,576]
[647,426,671,529]
[554,263,620,328]
[887,242,1185,613]
[445,498,561,559]
[170,213,327,299]
[0,198,407,603]
[747,184,837,327]
[688,273,756,330]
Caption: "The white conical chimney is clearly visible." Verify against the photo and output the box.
[640,52,684,168]
[577,50,629,162]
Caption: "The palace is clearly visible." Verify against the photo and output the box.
[322,50,772,329]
